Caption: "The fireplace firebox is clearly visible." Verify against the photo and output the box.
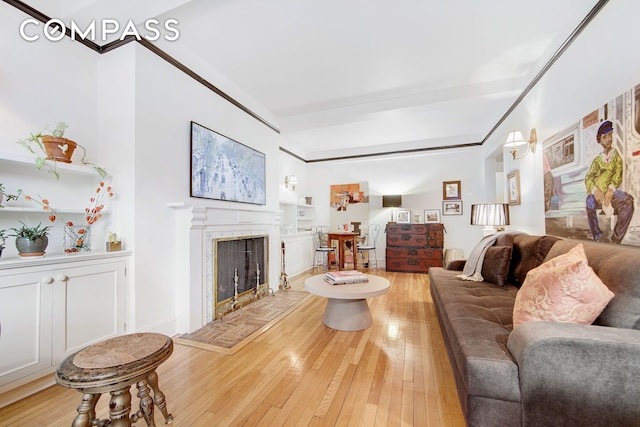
[214,235,268,318]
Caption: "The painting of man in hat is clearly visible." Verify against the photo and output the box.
[584,120,635,243]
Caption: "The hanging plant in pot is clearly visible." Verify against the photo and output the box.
[9,221,52,257]
[16,122,108,179]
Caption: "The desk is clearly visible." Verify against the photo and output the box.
[327,232,358,270]
[305,274,390,331]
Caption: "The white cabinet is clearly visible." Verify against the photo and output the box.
[0,255,127,398]
[280,202,315,235]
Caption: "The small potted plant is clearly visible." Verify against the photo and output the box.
[9,221,52,257]
[0,183,23,208]
[106,231,122,252]
[16,122,107,179]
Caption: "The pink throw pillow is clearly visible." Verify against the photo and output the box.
[513,244,614,327]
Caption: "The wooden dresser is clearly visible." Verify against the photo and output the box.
[385,223,444,273]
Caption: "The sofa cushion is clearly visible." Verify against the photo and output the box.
[513,244,615,327]
[545,239,640,329]
[481,246,512,287]
[428,268,521,406]
[509,235,560,287]
[495,233,514,248]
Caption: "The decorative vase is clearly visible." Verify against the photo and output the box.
[41,136,77,163]
[64,225,91,254]
[15,236,48,257]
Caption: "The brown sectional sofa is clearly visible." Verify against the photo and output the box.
[428,234,640,426]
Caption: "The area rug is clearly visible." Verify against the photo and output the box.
[174,289,310,355]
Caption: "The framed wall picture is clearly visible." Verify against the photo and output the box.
[507,169,521,206]
[190,121,266,205]
[424,209,441,223]
[396,209,411,224]
[442,200,463,215]
[443,180,461,200]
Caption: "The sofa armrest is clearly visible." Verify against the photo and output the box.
[507,321,640,426]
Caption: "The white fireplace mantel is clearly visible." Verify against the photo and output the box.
[169,203,278,333]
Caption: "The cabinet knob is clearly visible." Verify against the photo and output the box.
[56,275,69,282]
[41,276,54,284]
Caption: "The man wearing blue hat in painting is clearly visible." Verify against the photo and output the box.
[584,120,635,243]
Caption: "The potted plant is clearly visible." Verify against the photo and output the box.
[0,183,23,208]
[16,122,107,179]
[106,231,122,252]
[9,221,52,257]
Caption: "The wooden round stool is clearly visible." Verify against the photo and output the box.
[55,333,174,427]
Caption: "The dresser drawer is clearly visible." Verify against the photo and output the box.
[385,257,442,273]
[386,224,428,235]
[386,248,442,260]
[386,233,428,247]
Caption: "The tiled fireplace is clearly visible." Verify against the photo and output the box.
[170,204,277,333]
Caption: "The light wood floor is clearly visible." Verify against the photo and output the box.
[0,269,465,426]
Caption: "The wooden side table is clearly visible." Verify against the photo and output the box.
[55,333,174,427]
[327,232,358,271]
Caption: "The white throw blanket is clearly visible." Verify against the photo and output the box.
[458,231,526,281]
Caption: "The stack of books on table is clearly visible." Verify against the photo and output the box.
[324,270,369,285]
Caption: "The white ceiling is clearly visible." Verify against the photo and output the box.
[22,0,602,160]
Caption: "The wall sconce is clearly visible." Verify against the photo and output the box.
[284,174,298,191]
[505,128,537,159]
[471,203,510,236]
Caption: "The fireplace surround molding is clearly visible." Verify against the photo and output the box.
[170,204,278,333]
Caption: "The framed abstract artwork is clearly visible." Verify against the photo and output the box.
[190,121,266,205]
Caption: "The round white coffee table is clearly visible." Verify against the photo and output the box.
[304,274,390,331]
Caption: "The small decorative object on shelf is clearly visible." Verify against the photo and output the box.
[0,183,22,208]
[26,182,115,254]
[106,231,122,252]
[16,122,108,179]
[64,225,91,253]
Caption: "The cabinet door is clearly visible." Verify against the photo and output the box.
[0,270,53,388]
[51,261,126,364]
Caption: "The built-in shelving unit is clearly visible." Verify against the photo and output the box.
[279,201,315,235]
[0,152,115,261]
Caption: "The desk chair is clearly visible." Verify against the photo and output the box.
[356,224,380,269]
[312,225,335,272]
